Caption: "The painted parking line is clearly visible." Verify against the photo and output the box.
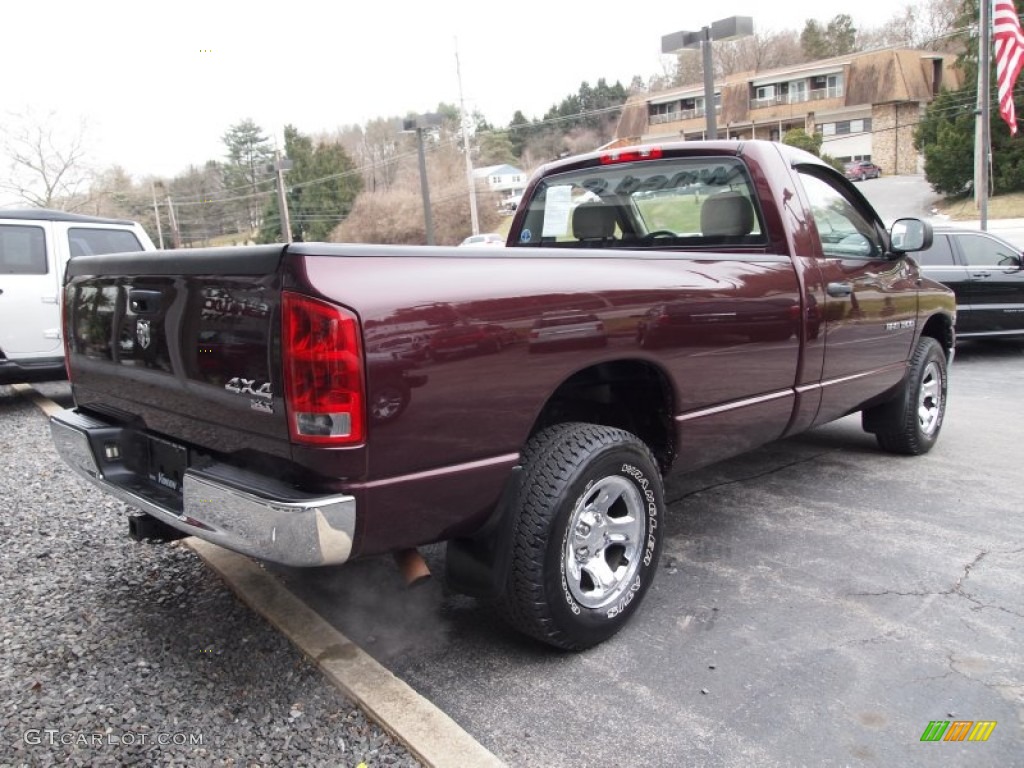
[18,385,504,768]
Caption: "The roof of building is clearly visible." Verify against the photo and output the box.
[473,164,524,178]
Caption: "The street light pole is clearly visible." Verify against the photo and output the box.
[662,16,754,141]
[414,127,436,245]
[403,113,442,245]
[700,27,716,139]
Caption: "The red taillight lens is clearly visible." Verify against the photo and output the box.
[282,292,364,445]
[599,147,663,165]
[62,288,73,381]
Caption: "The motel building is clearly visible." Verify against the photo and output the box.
[613,47,963,175]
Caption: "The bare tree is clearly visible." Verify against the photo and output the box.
[859,0,963,52]
[668,29,805,88]
[1,110,93,209]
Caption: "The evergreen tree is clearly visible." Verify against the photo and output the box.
[258,126,363,243]
[800,15,858,60]
[221,119,274,232]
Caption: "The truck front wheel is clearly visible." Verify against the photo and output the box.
[497,423,664,650]
[863,336,948,455]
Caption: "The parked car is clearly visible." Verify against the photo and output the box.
[0,209,155,383]
[844,161,882,181]
[459,233,505,247]
[427,322,505,359]
[528,310,607,352]
[911,226,1024,338]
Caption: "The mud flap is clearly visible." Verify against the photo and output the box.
[444,465,523,599]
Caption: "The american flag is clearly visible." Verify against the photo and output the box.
[995,0,1024,134]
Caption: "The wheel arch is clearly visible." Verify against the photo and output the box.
[446,358,677,599]
[526,358,677,473]
[918,310,955,359]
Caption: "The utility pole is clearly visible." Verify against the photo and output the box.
[275,151,293,243]
[165,195,182,249]
[456,42,480,236]
[150,182,165,249]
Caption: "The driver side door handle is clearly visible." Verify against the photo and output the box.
[827,281,853,297]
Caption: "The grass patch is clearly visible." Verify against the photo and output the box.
[933,191,1024,220]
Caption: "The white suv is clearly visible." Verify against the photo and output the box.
[0,209,156,384]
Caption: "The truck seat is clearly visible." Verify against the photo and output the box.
[572,202,617,243]
[701,191,754,238]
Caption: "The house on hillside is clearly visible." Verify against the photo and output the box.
[613,47,962,175]
[473,164,528,207]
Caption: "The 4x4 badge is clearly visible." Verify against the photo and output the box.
[136,319,152,350]
[225,377,273,400]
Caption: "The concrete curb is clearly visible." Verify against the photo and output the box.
[187,538,505,768]
[10,382,64,417]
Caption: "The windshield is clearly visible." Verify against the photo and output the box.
[514,156,766,249]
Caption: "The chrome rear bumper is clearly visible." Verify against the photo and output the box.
[50,409,356,567]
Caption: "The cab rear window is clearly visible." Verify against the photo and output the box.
[514,156,766,249]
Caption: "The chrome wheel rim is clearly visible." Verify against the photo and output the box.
[371,390,403,420]
[918,361,943,435]
[564,475,645,609]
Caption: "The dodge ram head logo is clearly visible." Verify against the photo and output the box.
[136,319,152,350]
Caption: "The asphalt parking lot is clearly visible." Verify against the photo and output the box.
[269,338,1024,767]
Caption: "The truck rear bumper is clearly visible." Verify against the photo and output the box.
[50,409,357,567]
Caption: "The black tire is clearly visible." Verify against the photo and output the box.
[497,423,664,650]
[863,336,948,455]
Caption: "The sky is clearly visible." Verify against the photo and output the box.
[2,0,914,186]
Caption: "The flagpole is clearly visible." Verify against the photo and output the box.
[979,0,992,230]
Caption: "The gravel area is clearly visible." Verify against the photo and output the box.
[0,385,422,768]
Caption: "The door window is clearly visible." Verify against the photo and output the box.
[0,225,47,274]
[955,233,1021,267]
[914,234,957,266]
[796,172,881,259]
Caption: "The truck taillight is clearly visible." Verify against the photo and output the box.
[62,289,73,381]
[282,292,365,446]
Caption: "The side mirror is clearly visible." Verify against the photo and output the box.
[889,218,933,253]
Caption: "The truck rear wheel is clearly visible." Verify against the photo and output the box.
[863,336,947,455]
[497,423,664,650]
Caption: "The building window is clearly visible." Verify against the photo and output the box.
[821,123,836,136]
[788,80,808,103]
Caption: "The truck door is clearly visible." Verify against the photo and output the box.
[0,221,62,360]
[793,169,918,424]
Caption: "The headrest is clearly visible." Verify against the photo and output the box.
[572,202,616,240]
[701,192,755,237]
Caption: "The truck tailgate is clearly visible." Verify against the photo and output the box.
[64,246,291,459]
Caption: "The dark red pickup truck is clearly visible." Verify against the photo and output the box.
[51,140,955,650]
